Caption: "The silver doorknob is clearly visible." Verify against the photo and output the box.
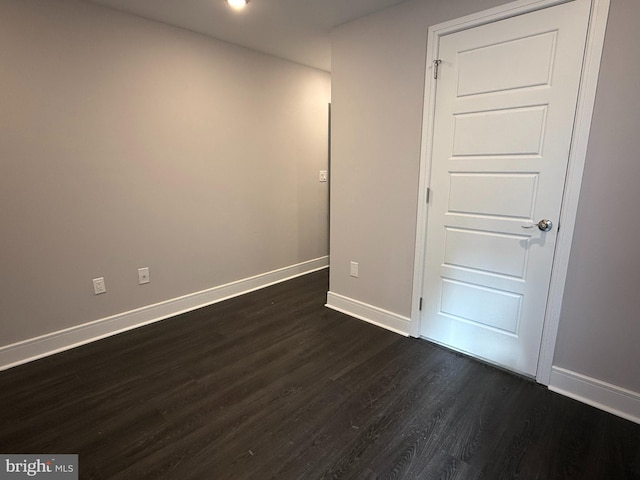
[521,219,553,232]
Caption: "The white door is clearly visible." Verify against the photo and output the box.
[420,0,591,376]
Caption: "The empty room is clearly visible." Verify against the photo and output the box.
[1,0,639,478]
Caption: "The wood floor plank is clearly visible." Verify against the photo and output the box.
[1,269,639,479]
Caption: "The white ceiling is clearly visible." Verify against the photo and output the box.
[84,0,408,71]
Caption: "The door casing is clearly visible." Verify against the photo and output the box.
[411,0,610,385]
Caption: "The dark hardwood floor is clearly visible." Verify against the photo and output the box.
[1,269,639,479]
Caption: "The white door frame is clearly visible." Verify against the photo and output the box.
[410,0,610,385]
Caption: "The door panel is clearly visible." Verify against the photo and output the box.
[452,106,547,156]
[420,0,591,376]
[448,173,538,218]
[457,31,557,97]
[444,228,528,278]
[440,279,522,333]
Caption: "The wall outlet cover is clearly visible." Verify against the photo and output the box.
[350,261,359,278]
[93,277,106,295]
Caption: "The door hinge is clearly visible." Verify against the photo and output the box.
[433,59,442,80]
[419,297,423,311]
[426,187,432,204]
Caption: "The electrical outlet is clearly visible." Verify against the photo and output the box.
[138,267,150,285]
[93,277,106,295]
[319,170,328,182]
[350,261,359,278]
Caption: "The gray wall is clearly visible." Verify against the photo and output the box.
[330,0,511,317]
[330,0,640,393]
[0,0,330,346]
[554,0,640,393]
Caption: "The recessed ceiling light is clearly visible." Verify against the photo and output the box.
[227,0,249,10]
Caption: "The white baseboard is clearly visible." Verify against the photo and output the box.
[325,291,410,336]
[549,366,640,425]
[0,256,329,371]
